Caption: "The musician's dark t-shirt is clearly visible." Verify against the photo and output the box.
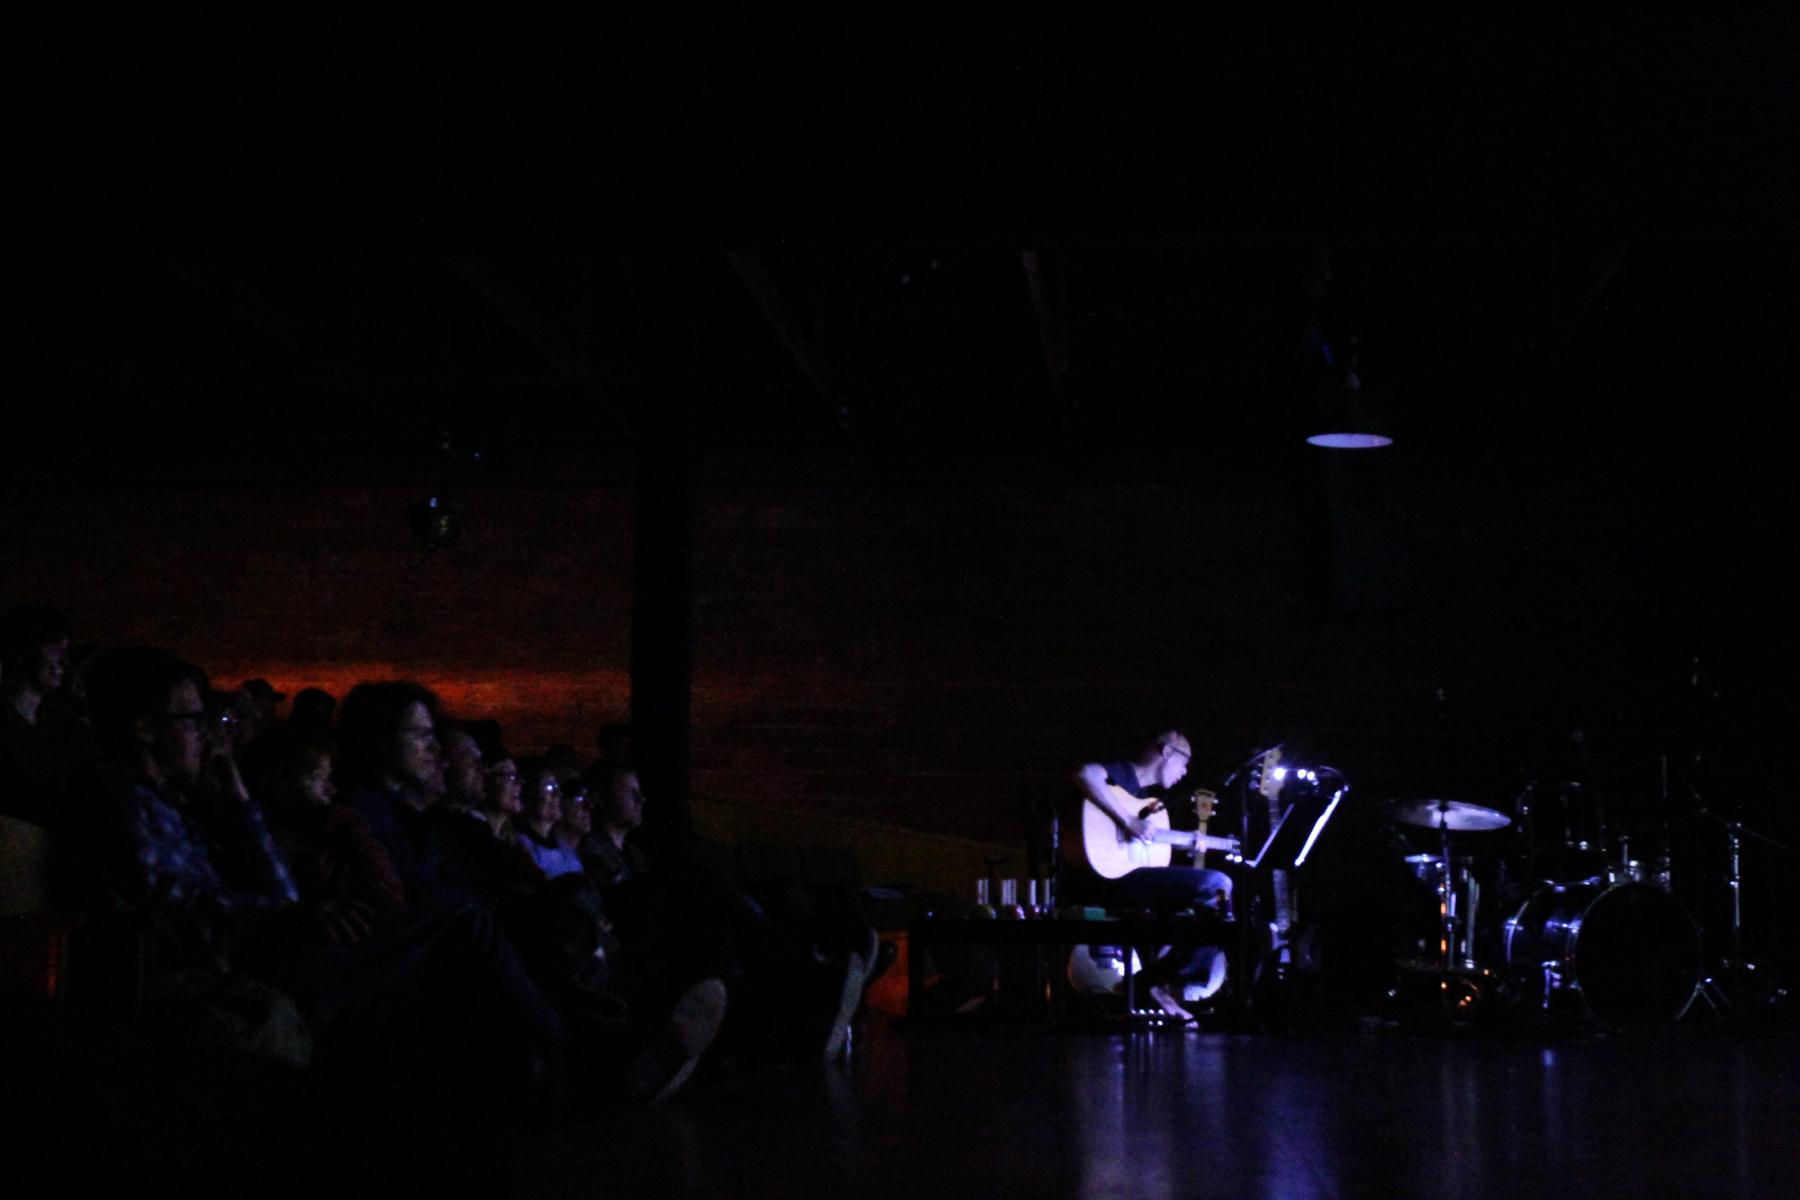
[1100,761,1147,799]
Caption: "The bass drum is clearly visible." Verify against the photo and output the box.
[1504,882,1701,1030]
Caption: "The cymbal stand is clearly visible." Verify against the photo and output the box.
[1417,800,1484,969]
[1423,803,1487,1020]
[1436,805,1456,975]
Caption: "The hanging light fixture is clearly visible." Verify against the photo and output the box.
[1306,338,1393,449]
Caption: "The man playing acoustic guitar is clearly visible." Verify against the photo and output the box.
[1070,730,1235,1020]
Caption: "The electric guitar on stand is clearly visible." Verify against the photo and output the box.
[1254,747,1296,968]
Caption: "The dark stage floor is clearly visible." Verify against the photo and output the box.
[514,1017,1800,1200]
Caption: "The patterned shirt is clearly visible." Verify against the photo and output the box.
[99,761,299,918]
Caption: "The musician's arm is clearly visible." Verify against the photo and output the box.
[1073,763,1151,842]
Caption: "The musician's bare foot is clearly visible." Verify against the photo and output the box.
[1148,984,1196,1023]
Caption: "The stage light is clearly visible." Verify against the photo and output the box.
[1307,352,1393,449]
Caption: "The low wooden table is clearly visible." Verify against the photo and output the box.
[906,912,1234,1024]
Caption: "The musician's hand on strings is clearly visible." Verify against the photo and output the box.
[1124,814,1153,843]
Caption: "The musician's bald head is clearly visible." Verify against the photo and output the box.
[1140,730,1190,756]
[1138,730,1192,789]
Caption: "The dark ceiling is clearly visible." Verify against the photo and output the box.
[4,11,1794,486]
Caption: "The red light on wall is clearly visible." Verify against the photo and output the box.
[203,661,633,755]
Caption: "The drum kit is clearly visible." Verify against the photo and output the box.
[1386,785,1709,1031]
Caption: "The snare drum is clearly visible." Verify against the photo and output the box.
[1503,881,1701,1030]
[1403,853,1482,968]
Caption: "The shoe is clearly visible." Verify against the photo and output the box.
[821,949,867,1065]
[625,977,728,1106]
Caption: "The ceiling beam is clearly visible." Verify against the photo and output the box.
[446,255,590,383]
[724,250,835,401]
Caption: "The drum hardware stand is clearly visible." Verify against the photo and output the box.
[1693,803,1791,1012]
[1690,974,1733,1018]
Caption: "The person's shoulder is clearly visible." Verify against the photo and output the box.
[1097,760,1142,793]
[338,785,407,843]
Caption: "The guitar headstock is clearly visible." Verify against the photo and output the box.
[1253,746,1285,801]
[1192,788,1218,823]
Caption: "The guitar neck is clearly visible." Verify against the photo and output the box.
[1146,829,1239,855]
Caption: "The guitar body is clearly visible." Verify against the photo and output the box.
[1081,793,1173,879]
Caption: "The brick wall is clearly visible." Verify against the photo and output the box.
[10,459,1772,867]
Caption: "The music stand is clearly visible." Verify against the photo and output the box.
[1245,781,1347,874]
[1217,778,1347,1028]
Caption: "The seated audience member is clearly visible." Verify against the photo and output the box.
[582,760,651,890]
[513,759,585,880]
[258,731,405,936]
[1,604,71,733]
[552,770,594,857]
[84,646,299,932]
[39,641,100,751]
[78,647,304,1051]
[333,682,466,905]
[438,723,487,817]
[476,740,525,842]
[1,603,89,828]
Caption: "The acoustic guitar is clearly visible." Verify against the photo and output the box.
[1079,783,1241,880]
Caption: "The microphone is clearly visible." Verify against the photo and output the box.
[1222,742,1283,789]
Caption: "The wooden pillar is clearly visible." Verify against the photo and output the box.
[628,249,700,844]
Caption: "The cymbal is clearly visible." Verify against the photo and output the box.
[1389,799,1512,832]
